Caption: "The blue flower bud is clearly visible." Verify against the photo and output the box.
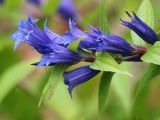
[64,66,100,96]
[121,11,159,44]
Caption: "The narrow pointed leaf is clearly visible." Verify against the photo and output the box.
[98,0,113,117]
[99,72,114,115]
[68,36,85,52]
[38,64,69,106]
[100,0,110,33]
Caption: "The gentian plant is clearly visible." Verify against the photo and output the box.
[11,0,160,119]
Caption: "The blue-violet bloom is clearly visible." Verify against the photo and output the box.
[57,20,86,46]
[11,15,39,50]
[121,11,159,44]
[64,66,100,95]
[11,16,82,66]
[57,20,135,54]
[80,25,135,54]
[35,44,82,66]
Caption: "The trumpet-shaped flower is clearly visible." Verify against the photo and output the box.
[64,66,100,95]
[121,11,159,44]
[11,15,39,50]
[80,25,136,54]
[35,44,82,66]
[11,16,82,66]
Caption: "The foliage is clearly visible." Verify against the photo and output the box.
[1,0,160,120]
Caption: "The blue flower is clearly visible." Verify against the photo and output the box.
[57,20,86,46]
[64,66,100,95]
[11,15,39,50]
[121,11,159,44]
[11,15,83,66]
[80,25,135,54]
[11,16,61,55]
[58,0,78,21]
[56,20,135,54]
[34,44,82,66]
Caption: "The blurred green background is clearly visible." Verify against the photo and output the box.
[1,0,160,120]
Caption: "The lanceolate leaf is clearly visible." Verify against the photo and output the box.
[90,52,132,77]
[98,0,112,117]
[99,72,114,115]
[133,64,160,119]
[131,0,154,47]
[100,0,110,33]
[141,41,160,65]
[38,64,69,106]
[68,36,85,52]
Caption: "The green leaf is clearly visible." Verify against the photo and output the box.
[38,64,68,106]
[99,72,114,116]
[112,63,131,116]
[98,0,113,117]
[68,36,86,52]
[133,64,160,119]
[141,41,160,65]
[90,52,132,76]
[131,0,154,47]
[0,60,35,103]
[100,0,110,33]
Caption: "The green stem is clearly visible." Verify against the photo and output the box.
[133,63,160,119]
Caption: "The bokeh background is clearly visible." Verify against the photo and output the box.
[1,0,160,120]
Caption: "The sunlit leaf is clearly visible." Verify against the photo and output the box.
[131,0,154,47]
[38,64,69,106]
[90,52,132,77]
[141,41,160,65]
[68,36,85,52]
[0,60,35,103]
[112,63,131,116]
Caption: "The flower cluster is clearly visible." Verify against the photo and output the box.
[11,11,159,95]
